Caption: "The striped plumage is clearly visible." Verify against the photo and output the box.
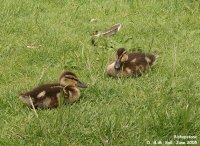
[107,48,159,77]
[19,71,87,109]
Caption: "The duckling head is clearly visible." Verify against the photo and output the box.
[114,48,128,69]
[59,71,87,88]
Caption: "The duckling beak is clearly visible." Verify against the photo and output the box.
[77,80,87,88]
[114,59,121,69]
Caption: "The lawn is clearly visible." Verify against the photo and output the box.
[0,0,200,145]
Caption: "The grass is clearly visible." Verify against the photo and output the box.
[0,0,200,145]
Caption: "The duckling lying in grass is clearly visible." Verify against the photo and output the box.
[106,48,159,77]
[19,71,87,109]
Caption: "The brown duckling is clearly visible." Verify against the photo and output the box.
[106,48,159,77]
[19,71,87,109]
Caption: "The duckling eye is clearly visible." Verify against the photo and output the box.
[72,78,78,81]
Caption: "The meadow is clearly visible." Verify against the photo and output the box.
[0,0,200,145]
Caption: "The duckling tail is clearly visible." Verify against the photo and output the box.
[19,94,32,106]
[19,93,25,98]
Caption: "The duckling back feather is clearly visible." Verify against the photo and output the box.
[20,83,62,99]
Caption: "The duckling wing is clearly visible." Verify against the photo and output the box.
[20,83,62,99]
[128,52,156,66]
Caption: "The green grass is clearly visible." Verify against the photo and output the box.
[0,0,200,145]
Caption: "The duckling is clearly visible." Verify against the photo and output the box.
[106,48,159,77]
[19,71,87,109]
